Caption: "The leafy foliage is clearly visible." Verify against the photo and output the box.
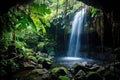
[30,3,51,33]
[91,7,97,17]
[31,3,51,15]
[51,67,68,74]
[0,1,53,78]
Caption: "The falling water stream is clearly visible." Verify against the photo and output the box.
[53,7,112,68]
[53,7,98,67]
[67,8,86,57]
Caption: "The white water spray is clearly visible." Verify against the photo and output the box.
[67,8,86,57]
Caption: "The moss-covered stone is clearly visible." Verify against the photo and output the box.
[86,71,103,80]
[103,70,118,80]
[13,69,50,80]
[51,67,68,79]
[75,70,86,80]
[59,76,70,80]
[72,63,89,74]
[38,57,52,69]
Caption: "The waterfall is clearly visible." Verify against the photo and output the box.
[67,8,86,57]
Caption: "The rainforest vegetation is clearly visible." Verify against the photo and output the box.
[0,0,120,80]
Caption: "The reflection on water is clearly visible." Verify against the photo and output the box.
[53,57,99,68]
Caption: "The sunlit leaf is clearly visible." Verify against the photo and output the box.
[41,24,46,34]
[59,76,70,80]
[15,23,21,28]
[59,0,65,5]
[45,22,51,27]
[31,3,51,15]
[27,15,37,31]
[91,7,97,17]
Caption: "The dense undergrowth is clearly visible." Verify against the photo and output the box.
[0,0,86,79]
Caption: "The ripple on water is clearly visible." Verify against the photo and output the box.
[53,57,98,68]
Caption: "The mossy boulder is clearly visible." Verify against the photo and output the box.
[86,71,103,80]
[89,64,100,71]
[75,70,86,80]
[72,63,89,74]
[58,76,70,80]
[103,70,118,80]
[26,69,50,80]
[51,67,68,79]
[13,69,50,80]
[38,57,52,69]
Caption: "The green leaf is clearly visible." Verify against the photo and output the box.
[31,3,51,15]
[45,22,51,27]
[91,7,97,17]
[27,14,37,31]
[19,22,27,30]
[41,24,46,34]
[29,19,37,31]
[45,8,51,14]
[15,23,21,27]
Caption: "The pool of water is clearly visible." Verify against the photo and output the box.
[53,57,100,68]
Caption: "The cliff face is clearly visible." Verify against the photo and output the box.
[77,0,120,23]
[78,0,120,48]
[78,0,119,11]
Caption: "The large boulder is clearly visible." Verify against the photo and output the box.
[38,57,52,69]
[75,70,86,80]
[86,71,103,80]
[72,63,89,74]
[50,67,68,80]
[13,68,50,80]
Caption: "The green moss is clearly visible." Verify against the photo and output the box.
[37,42,45,50]
[51,67,68,76]
[45,58,51,62]
[73,63,82,68]
[86,71,98,77]
[86,71,102,80]
[110,65,114,72]
[38,57,52,63]
[28,56,37,61]
[59,76,70,80]
[37,57,45,63]
[51,67,67,73]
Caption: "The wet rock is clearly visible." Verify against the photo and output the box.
[23,61,43,69]
[42,60,52,69]
[114,62,120,74]
[96,62,120,80]
[89,64,100,71]
[103,70,118,80]
[86,71,103,80]
[72,63,89,74]
[23,61,36,69]
[97,66,106,74]
[30,68,48,74]
[81,62,88,66]
[14,69,50,80]
[50,67,68,79]
[38,57,52,69]
[75,70,86,80]
[0,69,7,79]
[85,63,93,68]
[111,48,120,61]
[26,69,49,80]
